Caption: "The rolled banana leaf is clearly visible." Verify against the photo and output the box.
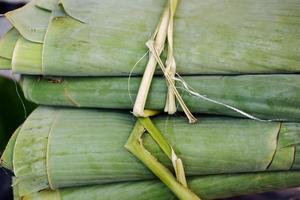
[1,126,20,170]
[4,0,300,75]
[5,106,300,195]
[16,171,300,200]
[5,0,52,43]
[22,75,300,121]
[12,36,43,74]
[0,28,19,60]
[35,0,58,11]
[0,28,19,69]
[0,57,11,69]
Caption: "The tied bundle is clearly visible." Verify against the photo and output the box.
[1,0,300,199]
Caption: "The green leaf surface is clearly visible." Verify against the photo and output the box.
[0,57,11,70]
[0,28,19,60]
[21,75,300,121]
[7,0,300,75]
[5,0,51,43]
[19,171,300,200]
[12,36,43,74]
[42,0,300,75]
[10,106,300,195]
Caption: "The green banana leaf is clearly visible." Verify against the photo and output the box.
[0,28,19,69]
[5,0,52,43]
[21,75,300,121]
[4,0,300,75]
[4,106,300,195]
[16,171,300,200]
[0,57,11,70]
[12,36,43,74]
[0,28,19,60]
[35,0,58,11]
[1,126,20,170]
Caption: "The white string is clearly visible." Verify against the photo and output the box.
[173,73,283,122]
[10,72,27,119]
[127,51,149,105]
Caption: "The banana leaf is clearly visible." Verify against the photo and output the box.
[0,28,19,60]
[1,126,20,170]
[12,36,43,74]
[0,57,11,69]
[21,75,300,121]
[0,28,19,69]
[5,0,300,76]
[35,0,58,11]
[16,171,300,200]
[4,106,300,195]
[5,0,52,43]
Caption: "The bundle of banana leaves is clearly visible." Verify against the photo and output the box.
[0,0,299,120]
[2,0,300,75]
[1,0,300,199]
[12,172,300,200]
[2,107,300,198]
[20,75,300,121]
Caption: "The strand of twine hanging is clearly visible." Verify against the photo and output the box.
[127,50,149,105]
[173,73,284,122]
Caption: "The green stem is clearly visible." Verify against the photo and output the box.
[125,120,201,200]
[139,117,190,189]
[138,117,172,159]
